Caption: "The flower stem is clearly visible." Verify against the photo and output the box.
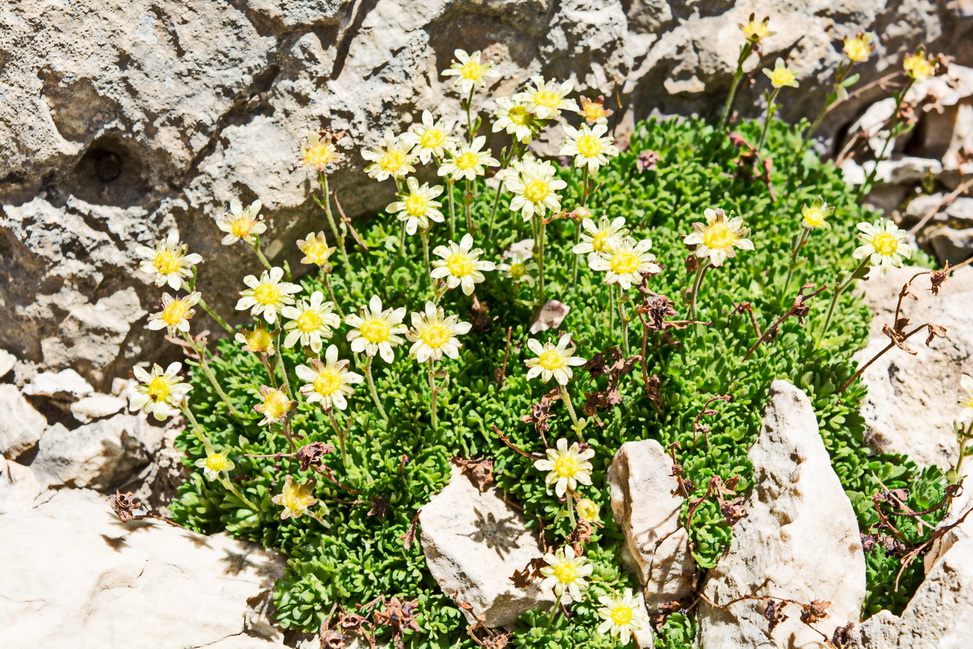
[815,257,870,348]
[318,172,351,269]
[686,259,711,321]
[362,357,388,419]
[534,214,547,304]
[618,289,630,355]
[197,297,234,335]
[858,79,914,201]
[220,476,259,510]
[447,180,457,238]
[561,386,580,429]
[250,238,274,272]
[464,178,474,234]
[757,87,781,154]
[420,227,431,278]
[181,332,245,420]
[327,408,350,470]
[720,42,754,129]
[780,227,811,303]
[428,360,440,432]
[274,330,293,397]
[322,274,343,319]
[180,405,212,450]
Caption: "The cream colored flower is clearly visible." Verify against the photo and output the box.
[597,589,649,640]
[504,157,567,222]
[572,216,629,256]
[147,292,200,335]
[216,199,267,246]
[297,232,337,268]
[578,96,613,125]
[492,96,536,144]
[236,266,301,325]
[763,58,799,89]
[497,245,537,287]
[345,295,408,364]
[362,129,416,181]
[400,110,457,164]
[576,498,600,523]
[437,136,499,182]
[235,326,276,356]
[684,208,754,267]
[516,77,578,120]
[254,385,294,425]
[195,450,235,481]
[129,362,191,421]
[407,302,471,363]
[539,545,593,603]
[296,345,363,411]
[904,49,938,82]
[136,231,202,291]
[801,197,834,229]
[960,375,973,420]
[560,123,619,173]
[442,49,494,93]
[740,14,773,43]
[853,219,911,269]
[387,177,445,236]
[525,335,586,386]
[843,32,876,63]
[271,476,317,520]
[588,237,661,290]
[281,290,341,353]
[299,130,343,172]
[431,234,495,295]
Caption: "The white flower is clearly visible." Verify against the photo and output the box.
[588,237,661,290]
[505,158,567,222]
[597,589,649,640]
[960,374,973,421]
[236,266,301,325]
[345,295,408,364]
[400,110,457,164]
[407,302,472,363]
[387,177,445,236]
[684,208,755,268]
[216,199,267,245]
[572,216,629,256]
[296,345,363,411]
[539,546,593,603]
[559,123,619,173]
[437,136,499,182]
[441,48,494,93]
[297,232,337,268]
[362,129,416,181]
[492,96,536,144]
[129,362,191,421]
[254,385,294,425]
[195,450,235,481]
[853,219,911,270]
[431,234,495,295]
[281,290,341,352]
[525,334,586,386]
[515,77,579,120]
[135,231,203,291]
[497,245,537,287]
[146,292,201,335]
[534,438,595,498]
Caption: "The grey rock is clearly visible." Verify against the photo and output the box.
[22,368,94,400]
[419,465,554,628]
[0,349,15,380]
[0,384,48,459]
[530,300,571,334]
[0,458,43,515]
[928,226,973,266]
[699,381,866,649]
[69,393,127,423]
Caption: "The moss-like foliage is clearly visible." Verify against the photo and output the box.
[169,116,946,647]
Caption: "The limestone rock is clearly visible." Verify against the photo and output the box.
[698,381,866,649]
[924,475,973,572]
[31,414,150,490]
[855,266,973,467]
[419,465,554,628]
[0,457,43,515]
[928,226,973,266]
[22,368,94,400]
[0,384,48,459]
[0,488,288,648]
[607,439,696,612]
[860,539,973,649]
[530,300,570,334]
[69,392,127,423]
[0,349,15,380]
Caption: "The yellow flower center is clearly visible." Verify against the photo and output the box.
[508,106,532,125]
[281,485,313,513]
[584,104,608,122]
[509,262,526,280]
[610,250,640,274]
[379,149,407,172]
[313,369,343,396]
[419,129,446,149]
[523,180,551,203]
[360,318,391,343]
[552,562,578,584]
[245,328,274,352]
[305,142,338,168]
[577,499,598,522]
[204,453,232,473]
[702,222,738,250]
[161,299,190,326]
[591,230,612,252]
[153,251,181,275]
[871,232,899,256]
[803,208,826,228]
[302,241,333,265]
[770,67,795,87]
[296,309,325,333]
[537,349,566,371]
[405,193,430,217]
[146,376,172,402]
[455,151,480,170]
[961,395,973,409]
[904,54,936,81]
[844,37,871,63]
[552,454,580,478]
[262,390,292,420]
[419,323,452,349]
[533,89,561,110]
[610,605,634,626]
[741,21,770,42]
[460,59,484,81]
[230,217,255,238]
[576,134,602,158]
[446,253,474,277]
[253,282,282,306]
